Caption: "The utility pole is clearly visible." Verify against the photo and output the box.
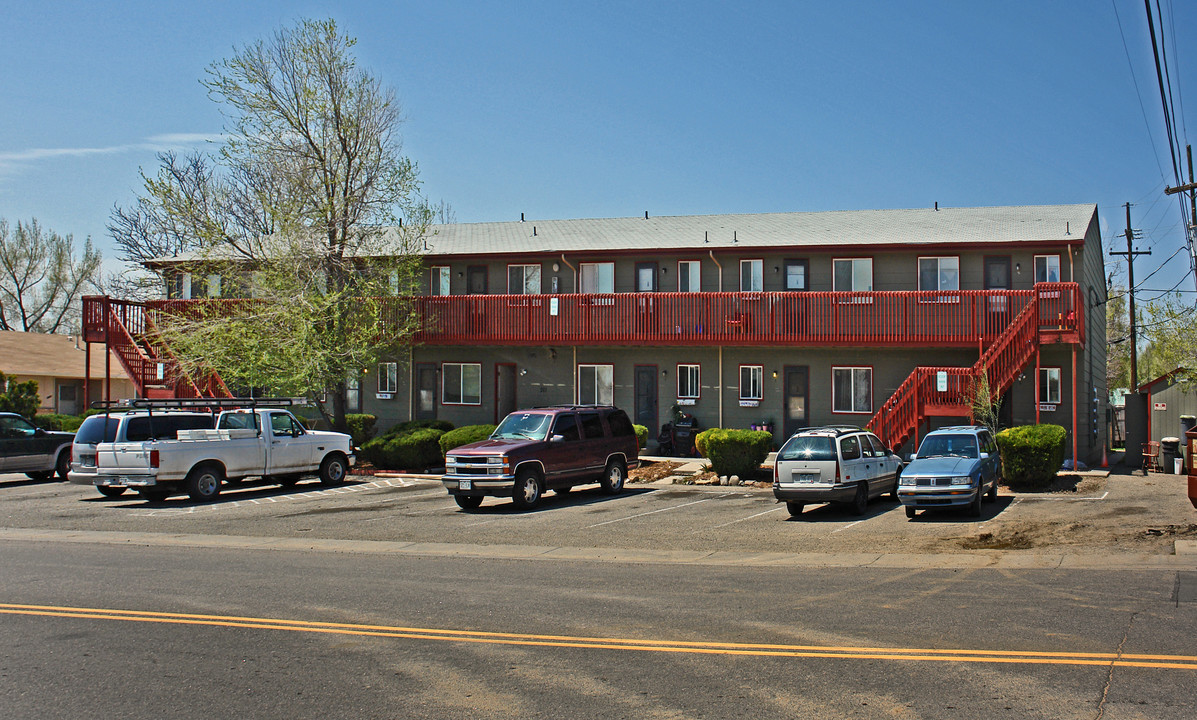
[1163,144,1197,292]
[1110,203,1149,388]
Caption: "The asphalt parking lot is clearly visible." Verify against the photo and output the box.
[2,466,1194,563]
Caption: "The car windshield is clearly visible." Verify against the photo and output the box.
[491,412,551,440]
[916,433,979,459]
[777,435,836,462]
[74,415,121,445]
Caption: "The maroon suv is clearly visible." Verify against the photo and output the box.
[441,405,640,510]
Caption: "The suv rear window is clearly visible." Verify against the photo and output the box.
[778,435,836,462]
[605,410,635,437]
[839,435,862,460]
[126,415,214,442]
[74,415,121,445]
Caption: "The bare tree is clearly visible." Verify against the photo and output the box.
[131,18,430,431]
[0,217,102,333]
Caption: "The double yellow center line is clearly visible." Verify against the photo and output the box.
[4,602,1195,670]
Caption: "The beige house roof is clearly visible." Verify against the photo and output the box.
[0,331,130,380]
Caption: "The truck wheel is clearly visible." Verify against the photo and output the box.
[139,488,169,503]
[25,472,51,481]
[97,486,127,498]
[454,495,483,510]
[600,460,626,494]
[786,501,804,517]
[55,450,71,481]
[905,505,917,520]
[186,464,223,502]
[319,455,347,486]
[511,469,542,510]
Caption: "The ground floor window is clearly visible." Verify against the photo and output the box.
[378,362,398,394]
[578,364,613,405]
[678,364,700,399]
[739,365,763,400]
[832,367,871,413]
[1039,367,1061,404]
[443,362,482,405]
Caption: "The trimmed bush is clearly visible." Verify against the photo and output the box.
[440,424,496,456]
[344,413,377,448]
[696,428,773,478]
[378,418,454,439]
[362,428,446,470]
[633,424,648,449]
[32,414,86,432]
[996,424,1066,486]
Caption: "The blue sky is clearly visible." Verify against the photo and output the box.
[2,1,1194,297]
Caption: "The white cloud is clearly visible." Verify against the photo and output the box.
[0,133,223,174]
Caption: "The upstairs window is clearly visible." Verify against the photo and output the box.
[833,258,873,303]
[431,266,450,296]
[1034,255,1061,283]
[580,262,615,294]
[508,264,541,294]
[740,259,763,292]
[918,257,959,291]
[678,260,701,292]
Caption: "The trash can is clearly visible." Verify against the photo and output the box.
[1182,415,1196,437]
[1161,437,1180,475]
[671,413,700,457]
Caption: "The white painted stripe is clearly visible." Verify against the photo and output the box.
[585,495,730,528]
[709,506,785,529]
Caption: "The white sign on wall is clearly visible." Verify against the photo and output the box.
[936,371,948,392]
[1154,402,1167,411]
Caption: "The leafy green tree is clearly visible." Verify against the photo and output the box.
[0,371,40,419]
[1139,293,1197,390]
[127,18,432,431]
[0,218,102,333]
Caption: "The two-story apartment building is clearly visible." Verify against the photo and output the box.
[85,203,1107,464]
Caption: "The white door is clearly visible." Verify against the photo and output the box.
[265,412,311,473]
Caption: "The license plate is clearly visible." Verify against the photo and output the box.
[793,472,819,484]
[459,478,472,490]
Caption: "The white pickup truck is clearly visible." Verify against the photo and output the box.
[94,404,355,502]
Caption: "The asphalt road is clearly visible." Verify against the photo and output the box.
[2,472,1195,718]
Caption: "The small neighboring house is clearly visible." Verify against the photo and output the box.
[1140,368,1197,445]
[0,331,135,414]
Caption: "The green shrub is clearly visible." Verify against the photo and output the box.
[0,372,39,419]
[379,418,454,439]
[696,428,773,478]
[996,424,1066,485]
[633,424,648,449]
[439,424,497,456]
[344,413,377,448]
[361,428,446,470]
[32,414,86,432]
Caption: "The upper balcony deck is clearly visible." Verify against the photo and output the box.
[83,283,1082,349]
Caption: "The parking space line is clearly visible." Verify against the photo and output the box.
[585,494,731,528]
[832,517,869,534]
[708,505,785,529]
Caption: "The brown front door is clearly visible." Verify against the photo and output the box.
[495,363,517,423]
[634,365,658,435]
[984,256,1012,334]
[783,366,809,440]
[414,363,437,420]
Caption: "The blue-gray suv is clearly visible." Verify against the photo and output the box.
[897,426,1001,519]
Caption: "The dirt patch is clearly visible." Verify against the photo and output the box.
[950,520,1106,550]
[1003,474,1106,495]
[956,530,1037,550]
[628,460,687,484]
[1139,524,1197,539]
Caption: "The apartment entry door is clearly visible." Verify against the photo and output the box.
[984,256,1012,330]
[413,363,437,420]
[783,366,809,440]
[634,365,658,435]
[495,363,517,424]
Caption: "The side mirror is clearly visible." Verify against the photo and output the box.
[550,434,565,443]
[34,427,46,436]
[907,453,917,462]
[292,428,301,438]
[979,452,989,459]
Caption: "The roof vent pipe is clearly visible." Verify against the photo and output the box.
[645,211,649,219]
[934,202,938,211]
[704,231,708,243]
[521,213,525,222]
[733,231,737,243]
[1066,221,1070,235]
[533,226,537,236]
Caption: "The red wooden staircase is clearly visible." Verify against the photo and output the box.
[82,296,231,401]
[867,283,1083,451]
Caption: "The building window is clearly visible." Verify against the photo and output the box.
[1040,367,1061,404]
[431,266,450,296]
[580,262,615,294]
[918,256,960,291]
[678,260,700,292]
[832,367,872,413]
[739,365,763,400]
[508,264,541,294]
[833,258,872,292]
[378,362,398,394]
[1034,255,1061,283]
[443,363,482,405]
[346,376,361,413]
[678,364,700,399]
[578,364,613,405]
[740,259,763,292]
[784,260,808,291]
